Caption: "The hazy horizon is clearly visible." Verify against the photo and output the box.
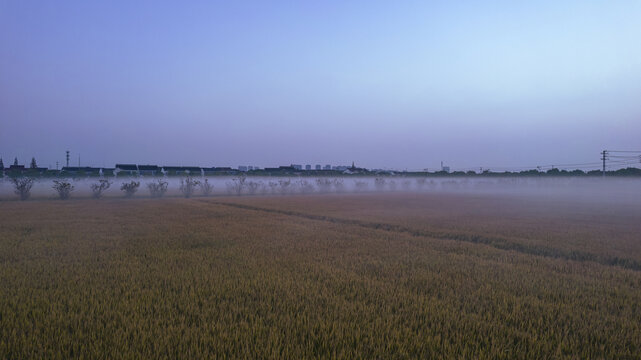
[2,1,640,171]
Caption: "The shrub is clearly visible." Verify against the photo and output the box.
[11,177,34,201]
[121,181,140,198]
[52,180,74,200]
[90,179,112,199]
[147,179,168,198]
[180,177,200,198]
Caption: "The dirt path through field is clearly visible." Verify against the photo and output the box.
[207,199,641,272]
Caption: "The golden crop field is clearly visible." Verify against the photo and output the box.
[1,193,640,358]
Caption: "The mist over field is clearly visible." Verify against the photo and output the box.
[2,0,641,358]
[2,175,640,205]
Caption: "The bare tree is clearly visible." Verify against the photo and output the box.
[199,178,214,196]
[316,178,332,193]
[388,180,398,191]
[227,174,246,196]
[11,177,34,200]
[121,181,140,198]
[147,179,168,198]
[278,179,292,195]
[374,178,386,191]
[353,180,368,192]
[247,180,261,195]
[90,179,112,198]
[258,182,268,195]
[401,179,412,191]
[52,180,74,200]
[268,181,279,194]
[332,178,345,193]
[180,176,200,198]
[297,180,315,194]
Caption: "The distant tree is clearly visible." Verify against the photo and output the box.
[199,178,214,196]
[180,176,200,198]
[13,157,18,166]
[353,180,368,192]
[226,174,246,196]
[374,178,386,191]
[0,157,4,169]
[90,179,112,198]
[52,180,74,200]
[278,179,292,195]
[30,157,37,169]
[247,180,262,195]
[147,179,168,198]
[388,180,397,191]
[268,181,278,194]
[120,181,140,198]
[316,178,332,193]
[11,177,34,200]
[332,178,345,193]
[297,180,315,194]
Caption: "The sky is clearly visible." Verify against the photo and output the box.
[1,1,640,171]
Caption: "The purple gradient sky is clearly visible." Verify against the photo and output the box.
[1,1,640,171]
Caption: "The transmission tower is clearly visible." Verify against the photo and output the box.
[601,150,608,177]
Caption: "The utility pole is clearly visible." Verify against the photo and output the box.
[601,150,608,177]
[66,150,70,168]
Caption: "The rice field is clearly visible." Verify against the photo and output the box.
[1,192,640,358]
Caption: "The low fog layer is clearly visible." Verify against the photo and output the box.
[1,176,640,205]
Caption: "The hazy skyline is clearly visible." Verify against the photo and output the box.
[2,1,640,171]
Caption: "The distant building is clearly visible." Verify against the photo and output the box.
[115,164,139,176]
[204,167,236,175]
[323,164,331,170]
[291,164,302,170]
[7,165,26,174]
[238,166,248,172]
[138,165,159,176]
[305,165,311,170]
[162,166,201,175]
[315,165,321,170]
[61,167,102,175]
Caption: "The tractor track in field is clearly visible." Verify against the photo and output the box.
[206,200,641,272]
